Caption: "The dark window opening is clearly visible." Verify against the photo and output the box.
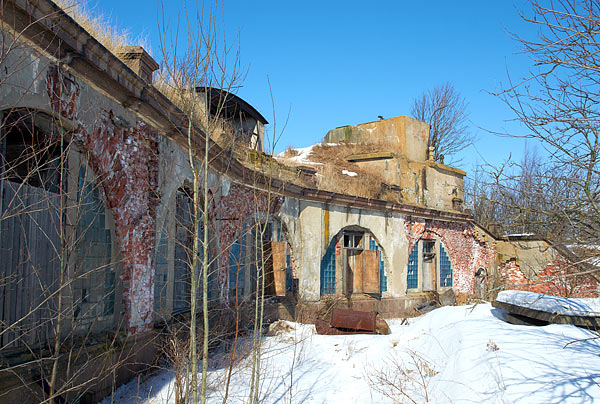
[2,111,63,193]
[343,232,363,250]
[173,187,194,312]
[423,240,436,262]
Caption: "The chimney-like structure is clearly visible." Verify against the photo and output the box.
[117,46,159,84]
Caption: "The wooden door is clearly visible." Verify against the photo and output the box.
[362,250,380,294]
[263,240,274,295]
[348,249,363,293]
[271,241,287,296]
[422,241,436,291]
[347,249,380,294]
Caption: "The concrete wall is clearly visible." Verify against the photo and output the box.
[324,115,429,161]
[322,116,465,212]
[0,32,489,329]
[424,163,465,211]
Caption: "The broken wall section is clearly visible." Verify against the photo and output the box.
[405,218,496,297]
[496,238,599,298]
[46,60,161,334]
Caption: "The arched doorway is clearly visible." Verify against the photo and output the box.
[320,227,387,296]
[228,218,295,298]
[407,238,453,292]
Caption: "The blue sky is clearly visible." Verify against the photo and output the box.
[92,0,539,175]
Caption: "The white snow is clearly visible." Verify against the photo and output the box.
[274,145,320,165]
[497,290,600,316]
[341,169,358,177]
[275,143,338,165]
[100,304,600,404]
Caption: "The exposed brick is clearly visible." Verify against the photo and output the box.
[405,218,496,294]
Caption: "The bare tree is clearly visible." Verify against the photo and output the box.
[494,0,600,247]
[157,0,248,402]
[410,82,473,163]
[466,146,575,239]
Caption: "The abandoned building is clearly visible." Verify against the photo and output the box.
[0,0,598,402]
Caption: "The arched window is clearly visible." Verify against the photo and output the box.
[229,228,247,297]
[406,239,453,292]
[228,219,295,298]
[74,163,114,319]
[320,229,386,296]
[154,219,169,312]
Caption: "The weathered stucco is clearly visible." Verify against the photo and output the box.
[2,0,597,342]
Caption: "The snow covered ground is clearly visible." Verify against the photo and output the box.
[101,304,600,404]
[497,290,600,316]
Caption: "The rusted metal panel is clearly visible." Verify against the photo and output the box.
[271,241,287,296]
[363,250,380,293]
[315,318,376,335]
[330,308,376,332]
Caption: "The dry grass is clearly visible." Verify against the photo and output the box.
[54,0,149,57]
[367,350,436,404]
[278,142,397,200]
[317,164,383,199]
[309,142,383,166]
[53,1,238,147]
[153,71,245,148]
[282,146,300,158]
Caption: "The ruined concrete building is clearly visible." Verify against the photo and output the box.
[0,0,597,402]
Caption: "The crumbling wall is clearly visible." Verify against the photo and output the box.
[47,65,160,334]
[214,179,283,298]
[498,255,598,298]
[405,218,496,295]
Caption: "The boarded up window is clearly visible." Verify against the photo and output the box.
[348,249,380,294]
[0,181,61,349]
[266,241,287,296]
[369,239,387,293]
[0,111,62,349]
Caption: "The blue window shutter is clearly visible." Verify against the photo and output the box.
[407,243,419,289]
[368,239,387,293]
[320,238,336,294]
[440,243,453,287]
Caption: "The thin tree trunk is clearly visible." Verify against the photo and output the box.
[199,113,210,404]
[188,118,199,404]
[48,137,66,402]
